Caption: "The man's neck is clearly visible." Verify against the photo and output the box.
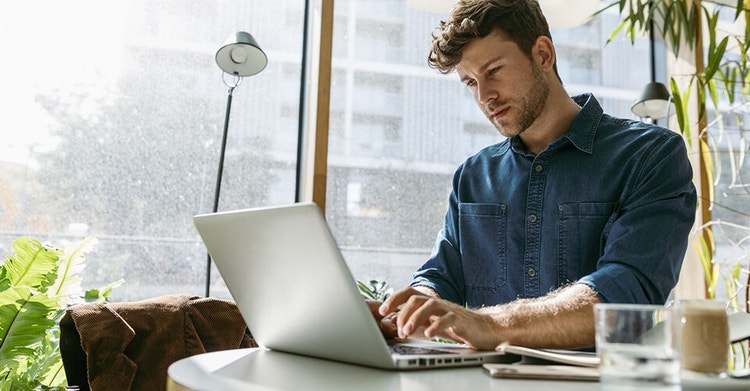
[519,88,581,155]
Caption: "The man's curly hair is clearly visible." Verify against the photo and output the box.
[428,0,559,80]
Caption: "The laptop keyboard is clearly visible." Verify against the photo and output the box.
[388,342,451,355]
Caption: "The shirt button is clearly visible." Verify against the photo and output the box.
[559,205,564,212]
[535,165,543,173]
[528,214,537,223]
[527,268,536,277]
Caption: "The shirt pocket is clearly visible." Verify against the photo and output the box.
[557,202,615,283]
[458,203,508,295]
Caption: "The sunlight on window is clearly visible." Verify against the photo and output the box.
[0,0,654,301]
[0,1,126,167]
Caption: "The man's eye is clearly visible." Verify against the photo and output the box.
[488,67,501,76]
[464,80,476,88]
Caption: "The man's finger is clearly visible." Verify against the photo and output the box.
[379,288,410,315]
[424,310,456,338]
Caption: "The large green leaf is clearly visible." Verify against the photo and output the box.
[1,238,60,291]
[0,294,57,371]
[0,287,30,349]
[0,238,60,353]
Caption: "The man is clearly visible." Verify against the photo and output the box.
[376,0,697,351]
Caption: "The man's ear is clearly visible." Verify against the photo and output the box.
[532,36,556,72]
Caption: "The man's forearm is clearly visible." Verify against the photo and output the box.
[477,283,600,349]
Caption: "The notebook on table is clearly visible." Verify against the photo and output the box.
[193,202,512,370]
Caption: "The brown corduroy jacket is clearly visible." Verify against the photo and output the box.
[59,294,257,391]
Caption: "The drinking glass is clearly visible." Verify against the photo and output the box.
[594,303,680,391]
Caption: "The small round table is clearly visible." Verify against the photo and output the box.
[167,348,601,391]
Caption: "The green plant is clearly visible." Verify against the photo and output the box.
[0,237,123,390]
[357,278,393,302]
[601,0,748,137]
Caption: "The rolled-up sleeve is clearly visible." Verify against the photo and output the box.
[578,131,697,304]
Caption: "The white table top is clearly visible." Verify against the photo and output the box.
[167,348,602,391]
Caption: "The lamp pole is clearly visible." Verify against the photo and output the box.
[205,81,238,297]
[213,85,235,215]
[206,32,267,297]
[648,16,660,126]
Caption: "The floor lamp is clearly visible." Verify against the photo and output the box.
[631,16,674,124]
[206,31,268,297]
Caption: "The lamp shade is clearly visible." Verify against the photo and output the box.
[406,0,599,28]
[539,0,599,29]
[215,31,267,77]
[631,82,674,119]
[406,0,456,13]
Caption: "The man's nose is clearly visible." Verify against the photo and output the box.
[476,82,498,105]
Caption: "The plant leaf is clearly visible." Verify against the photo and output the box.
[735,0,744,20]
[85,278,125,303]
[49,237,97,303]
[1,238,60,291]
[0,293,57,374]
[670,77,691,141]
[705,37,729,82]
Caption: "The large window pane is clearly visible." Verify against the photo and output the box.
[0,0,659,303]
[325,1,650,290]
[0,0,305,300]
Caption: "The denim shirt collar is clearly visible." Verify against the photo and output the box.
[506,93,603,156]
[565,93,603,154]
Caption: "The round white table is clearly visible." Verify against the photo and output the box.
[167,348,602,391]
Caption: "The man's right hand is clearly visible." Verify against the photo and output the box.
[366,300,398,338]
[376,286,447,340]
[378,286,501,350]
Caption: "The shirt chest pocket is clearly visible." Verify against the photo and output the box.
[457,203,508,295]
[557,201,615,282]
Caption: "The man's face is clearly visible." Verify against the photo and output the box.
[456,29,549,138]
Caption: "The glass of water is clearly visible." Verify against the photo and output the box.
[594,303,680,391]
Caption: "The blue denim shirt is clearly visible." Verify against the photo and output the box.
[411,94,697,308]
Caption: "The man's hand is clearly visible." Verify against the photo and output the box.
[378,286,501,350]
[366,300,398,338]
[376,284,599,350]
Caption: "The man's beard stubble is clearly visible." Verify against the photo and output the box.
[492,64,550,138]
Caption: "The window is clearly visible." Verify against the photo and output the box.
[0,0,305,300]
[324,0,649,291]
[0,0,655,301]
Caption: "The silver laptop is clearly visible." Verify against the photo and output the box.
[193,202,512,370]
